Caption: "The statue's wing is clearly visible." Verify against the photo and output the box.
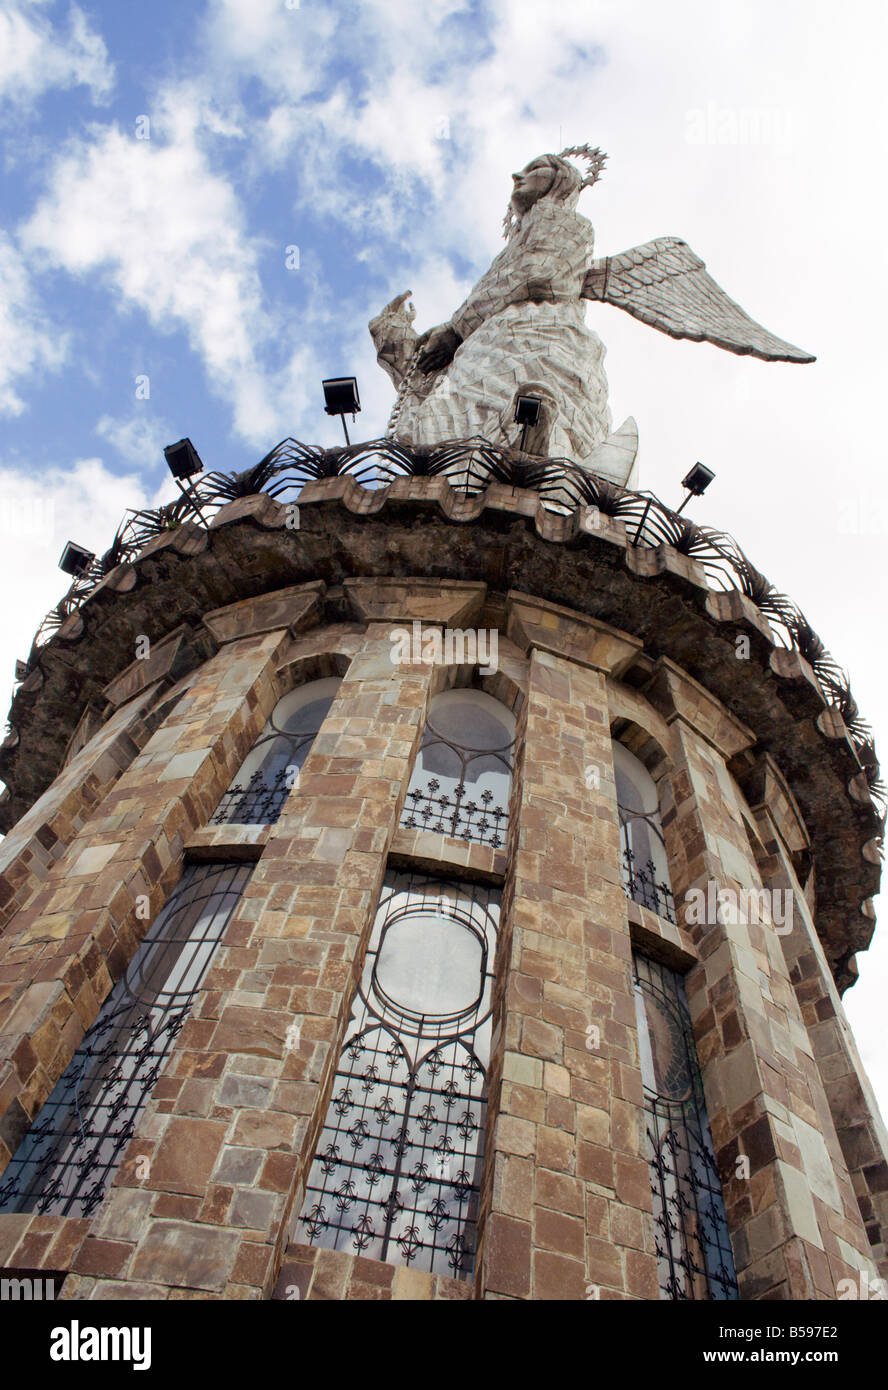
[582,236,815,363]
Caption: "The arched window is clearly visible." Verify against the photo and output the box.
[0,862,251,1219]
[613,740,675,922]
[296,871,499,1279]
[401,689,516,849]
[211,676,341,827]
[633,952,738,1300]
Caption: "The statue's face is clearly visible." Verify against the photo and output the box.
[510,158,555,214]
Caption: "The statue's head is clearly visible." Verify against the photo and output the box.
[503,145,607,237]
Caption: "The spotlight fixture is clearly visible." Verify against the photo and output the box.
[163,437,209,525]
[675,462,715,515]
[58,541,95,578]
[514,394,542,452]
[322,377,361,445]
[163,438,204,480]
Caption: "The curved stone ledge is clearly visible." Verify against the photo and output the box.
[0,476,880,990]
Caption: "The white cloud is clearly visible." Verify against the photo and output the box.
[0,1,113,106]
[0,457,150,736]
[204,0,336,102]
[0,231,67,416]
[95,410,171,470]
[22,98,282,445]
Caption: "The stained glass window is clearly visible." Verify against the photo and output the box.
[295,871,500,1278]
[0,862,251,1219]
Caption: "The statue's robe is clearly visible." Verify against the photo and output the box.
[371,199,613,463]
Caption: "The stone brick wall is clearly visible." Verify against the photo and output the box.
[650,680,880,1298]
[270,1244,472,1301]
[478,644,659,1300]
[738,758,888,1278]
[0,569,884,1302]
[0,683,177,936]
[0,629,289,1279]
[59,610,446,1298]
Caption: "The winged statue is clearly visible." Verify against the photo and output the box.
[369,147,814,485]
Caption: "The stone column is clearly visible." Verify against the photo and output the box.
[741,757,888,1282]
[0,684,168,936]
[478,594,658,1301]
[650,663,880,1298]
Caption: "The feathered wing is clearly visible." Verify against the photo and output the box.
[582,236,815,363]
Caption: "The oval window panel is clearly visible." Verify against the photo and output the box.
[375,912,483,1018]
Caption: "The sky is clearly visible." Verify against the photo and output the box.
[0,0,885,1114]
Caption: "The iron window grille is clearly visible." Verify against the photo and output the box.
[401,690,516,849]
[295,871,500,1279]
[621,835,676,924]
[211,765,294,827]
[0,862,251,1220]
[633,952,739,1300]
[211,677,340,827]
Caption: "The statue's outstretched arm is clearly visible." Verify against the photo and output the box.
[369,290,421,387]
[582,236,815,363]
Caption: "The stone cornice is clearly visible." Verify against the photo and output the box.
[505,592,643,676]
[643,657,757,761]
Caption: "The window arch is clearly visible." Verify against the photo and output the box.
[613,740,675,922]
[0,862,251,1219]
[401,688,516,849]
[211,676,341,826]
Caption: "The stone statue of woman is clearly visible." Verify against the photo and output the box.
[369,147,813,486]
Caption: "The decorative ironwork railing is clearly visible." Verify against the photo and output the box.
[634,953,739,1301]
[623,846,677,924]
[400,703,515,850]
[210,767,291,827]
[401,780,508,849]
[11,435,880,809]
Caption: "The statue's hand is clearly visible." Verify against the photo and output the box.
[417,323,463,373]
[370,290,416,338]
[381,289,415,323]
